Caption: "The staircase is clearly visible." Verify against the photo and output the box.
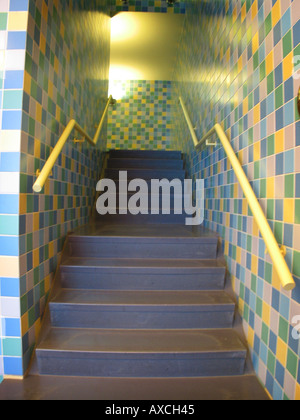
[0,150,269,400]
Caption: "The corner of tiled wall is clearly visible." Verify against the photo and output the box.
[0,0,29,379]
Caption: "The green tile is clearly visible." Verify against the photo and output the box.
[260,61,266,81]
[267,134,275,156]
[0,215,19,235]
[286,349,298,378]
[293,250,300,278]
[261,322,269,345]
[267,350,276,375]
[284,174,294,198]
[3,90,23,110]
[2,338,22,357]
[295,200,300,224]
[0,13,7,30]
[267,72,274,94]
[278,316,289,343]
[275,85,283,109]
[283,30,292,58]
[265,12,272,36]
[256,296,263,318]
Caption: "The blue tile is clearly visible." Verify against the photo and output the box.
[296,173,300,198]
[272,288,280,311]
[276,107,284,131]
[284,77,294,103]
[279,294,290,320]
[0,277,20,297]
[274,63,283,88]
[269,330,277,354]
[284,149,294,174]
[0,195,19,214]
[293,19,300,48]
[2,318,21,337]
[4,71,24,89]
[3,357,23,376]
[0,236,19,256]
[9,0,29,12]
[7,32,26,50]
[284,100,295,127]
[1,110,22,130]
[281,9,291,36]
[0,152,20,172]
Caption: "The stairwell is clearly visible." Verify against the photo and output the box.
[0,150,269,400]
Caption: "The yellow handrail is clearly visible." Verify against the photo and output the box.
[179,98,295,291]
[32,95,113,193]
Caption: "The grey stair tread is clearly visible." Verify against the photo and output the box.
[61,257,225,270]
[37,328,246,356]
[51,290,234,308]
[0,374,270,400]
[69,223,218,239]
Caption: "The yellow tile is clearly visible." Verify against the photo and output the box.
[42,1,48,22]
[36,103,42,124]
[248,327,255,349]
[233,5,237,23]
[19,194,27,214]
[267,177,275,198]
[236,246,241,264]
[272,0,281,27]
[252,32,259,54]
[266,51,274,75]
[262,302,271,325]
[276,337,288,367]
[295,383,300,401]
[251,0,258,20]
[24,71,31,95]
[7,11,28,31]
[40,33,46,55]
[253,103,260,125]
[34,139,40,158]
[283,52,294,81]
[241,2,246,22]
[284,198,294,224]
[275,129,284,153]
[253,141,260,161]
[251,254,258,274]
[33,213,39,231]
[33,248,39,268]
[21,313,28,335]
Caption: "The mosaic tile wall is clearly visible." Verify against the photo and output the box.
[0,0,111,378]
[173,0,300,400]
[110,0,186,14]
[107,80,176,150]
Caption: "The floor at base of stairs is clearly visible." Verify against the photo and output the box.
[0,374,269,400]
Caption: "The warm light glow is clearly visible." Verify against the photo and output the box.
[110,13,138,43]
[109,65,144,87]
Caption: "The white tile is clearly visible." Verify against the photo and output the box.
[0,297,20,318]
[5,49,26,70]
[0,130,21,152]
[0,172,19,194]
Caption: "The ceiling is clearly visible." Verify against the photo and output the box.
[109,12,185,82]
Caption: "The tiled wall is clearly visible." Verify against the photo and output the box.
[110,0,185,14]
[0,0,28,381]
[107,80,175,150]
[0,0,111,378]
[173,0,300,400]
